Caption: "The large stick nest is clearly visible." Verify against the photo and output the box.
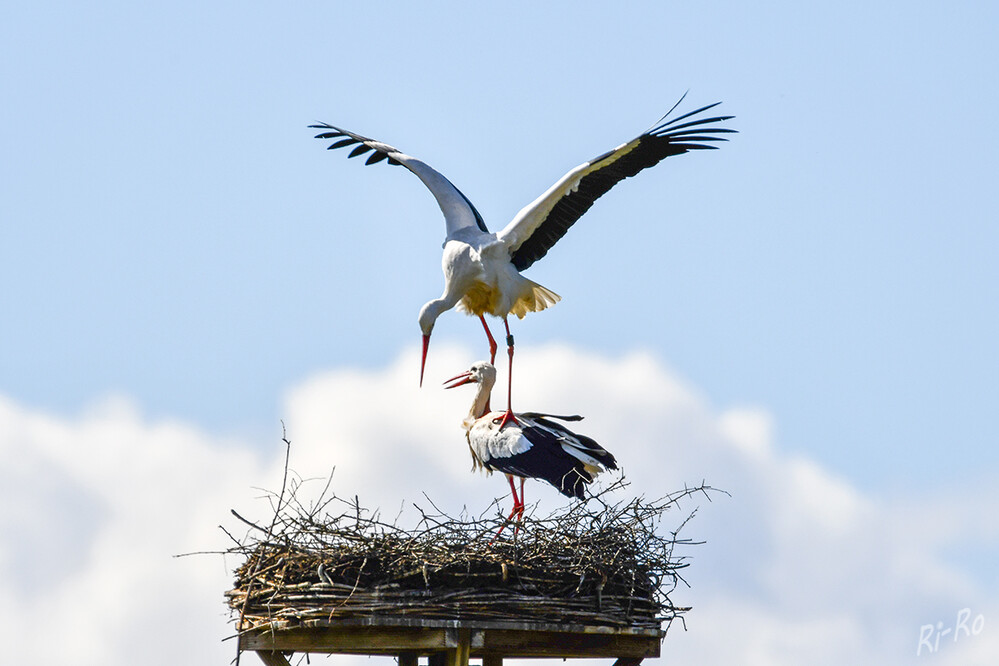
[224,446,716,635]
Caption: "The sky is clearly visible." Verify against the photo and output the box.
[1,1,998,664]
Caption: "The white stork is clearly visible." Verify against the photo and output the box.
[443,361,617,540]
[311,96,734,428]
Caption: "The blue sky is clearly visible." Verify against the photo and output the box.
[4,2,997,490]
[2,2,998,664]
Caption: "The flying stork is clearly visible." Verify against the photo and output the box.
[443,361,618,540]
[311,96,734,428]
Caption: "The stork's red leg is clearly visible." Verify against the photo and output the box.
[479,315,498,365]
[507,474,522,507]
[491,475,523,543]
[496,317,519,429]
[512,477,526,538]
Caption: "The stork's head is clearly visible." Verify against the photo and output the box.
[442,361,497,392]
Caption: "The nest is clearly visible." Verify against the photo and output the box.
[224,446,715,637]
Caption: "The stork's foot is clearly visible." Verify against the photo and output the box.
[493,409,520,429]
[511,503,525,538]
[490,501,525,545]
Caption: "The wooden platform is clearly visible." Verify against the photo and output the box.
[240,617,664,666]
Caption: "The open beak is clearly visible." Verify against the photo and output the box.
[443,370,474,390]
[419,334,430,387]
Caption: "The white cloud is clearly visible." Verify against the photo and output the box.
[0,393,274,665]
[1,345,996,665]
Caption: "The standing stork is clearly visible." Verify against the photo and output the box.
[444,361,617,540]
[311,96,734,427]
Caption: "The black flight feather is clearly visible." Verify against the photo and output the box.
[329,137,359,150]
[348,144,373,158]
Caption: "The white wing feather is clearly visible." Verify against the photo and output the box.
[391,154,483,238]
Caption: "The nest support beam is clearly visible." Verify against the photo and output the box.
[256,652,642,666]
[243,622,659,666]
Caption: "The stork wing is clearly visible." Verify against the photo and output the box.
[310,123,489,236]
[486,425,594,499]
[526,414,618,471]
[497,99,735,271]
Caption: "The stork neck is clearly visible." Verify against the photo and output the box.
[468,383,492,420]
[418,298,450,336]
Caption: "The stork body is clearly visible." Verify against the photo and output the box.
[444,361,617,539]
[312,97,734,425]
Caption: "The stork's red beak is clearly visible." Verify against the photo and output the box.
[443,370,474,390]
[420,334,431,387]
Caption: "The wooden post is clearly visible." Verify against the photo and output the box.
[611,659,644,666]
[446,629,471,666]
[482,655,503,666]
[398,653,419,666]
[256,651,292,666]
